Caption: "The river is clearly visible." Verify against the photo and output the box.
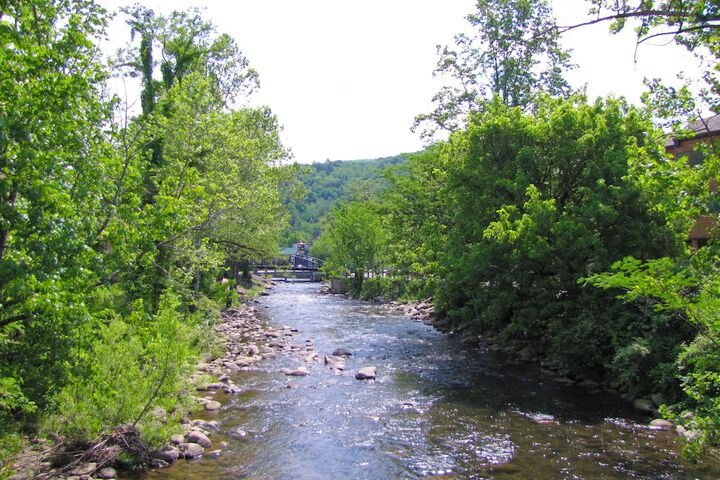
[138,282,720,479]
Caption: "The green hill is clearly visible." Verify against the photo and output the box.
[281,155,407,245]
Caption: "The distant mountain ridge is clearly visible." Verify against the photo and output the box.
[282,154,407,243]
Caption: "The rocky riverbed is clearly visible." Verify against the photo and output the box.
[10,281,328,479]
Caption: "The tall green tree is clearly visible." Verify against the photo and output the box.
[0,0,113,412]
[434,95,686,376]
[112,6,275,310]
[379,146,451,296]
[316,202,386,294]
[415,0,573,135]
[566,0,720,455]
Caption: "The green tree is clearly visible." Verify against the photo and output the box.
[378,146,451,297]
[0,0,113,412]
[435,95,685,377]
[415,0,573,135]
[566,0,720,455]
[0,1,292,464]
[317,202,386,295]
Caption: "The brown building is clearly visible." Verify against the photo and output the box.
[665,115,720,248]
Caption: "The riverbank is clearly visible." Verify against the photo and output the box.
[7,278,284,480]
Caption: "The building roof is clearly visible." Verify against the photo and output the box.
[280,246,297,255]
[687,114,720,135]
[666,114,720,148]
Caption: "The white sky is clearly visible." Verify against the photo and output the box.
[96,0,706,164]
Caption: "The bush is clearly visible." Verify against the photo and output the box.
[44,294,197,446]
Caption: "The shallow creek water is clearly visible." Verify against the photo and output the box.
[137,282,720,479]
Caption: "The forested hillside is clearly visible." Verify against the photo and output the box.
[281,155,406,245]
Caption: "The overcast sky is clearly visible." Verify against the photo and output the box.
[96,0,706,164]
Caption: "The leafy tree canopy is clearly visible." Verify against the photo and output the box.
[415,0,574,136]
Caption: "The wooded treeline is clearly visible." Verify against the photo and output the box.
[314,0,720,456]
[0,0,292,468]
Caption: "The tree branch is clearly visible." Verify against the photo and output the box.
[557,11,720,36]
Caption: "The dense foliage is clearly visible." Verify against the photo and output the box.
[316,0,720,458]
[281,155,404,246]
[0,0,290,467]
[437,96,686,372]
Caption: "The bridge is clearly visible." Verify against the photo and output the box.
[256,254,324,282]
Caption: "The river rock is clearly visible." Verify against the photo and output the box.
[224,384,243,394]
[304,353,320,363]
[235,356,256,367]
[681,428,702,441]
[199,382,224,391]
[96,467,118,479]
[187,430,212,448]
[332,348,352,356]
[356,366,377,380]
[222,361,239,371]
[577,379,600,389]
[183,442,205,459]
[649,418,673,430]
[150,446,180,463]
[205,400,222,411]
[651,393,666,407]
[324,355,346,370]
[170,434,185,445]
[553,377,575,386]
[285,367,310,377]
[70,463,96,476]
[150,459,170,469]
